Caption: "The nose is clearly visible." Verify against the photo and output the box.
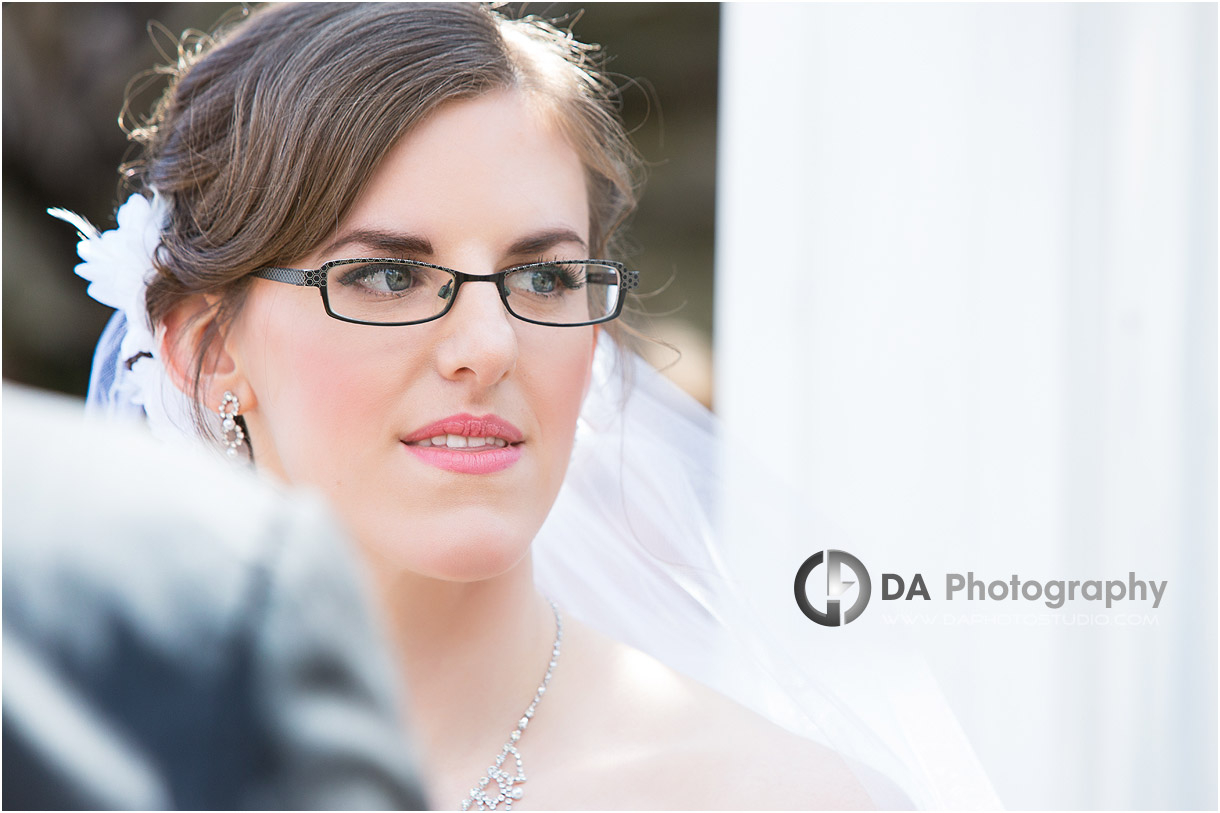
[434,276,518,389]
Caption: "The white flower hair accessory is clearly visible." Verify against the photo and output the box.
[49,192,198,443]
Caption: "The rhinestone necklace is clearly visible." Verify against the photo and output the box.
[459,599,563,811]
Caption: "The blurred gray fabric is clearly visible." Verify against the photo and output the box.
[2,385,429,810]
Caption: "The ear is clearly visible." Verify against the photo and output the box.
[158,294,255,415]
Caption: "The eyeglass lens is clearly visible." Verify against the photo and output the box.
[324,261,622,325]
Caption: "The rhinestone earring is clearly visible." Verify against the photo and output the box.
[219,391,245,457]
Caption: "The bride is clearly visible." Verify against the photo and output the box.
[56,3,926,809]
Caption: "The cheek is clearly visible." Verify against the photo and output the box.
[234,294,416,481]
[521,329,595,468]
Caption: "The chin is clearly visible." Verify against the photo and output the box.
[427,529,534,583]
[357,512,539,583]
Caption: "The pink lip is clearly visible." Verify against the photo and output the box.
[402,413,524,444]
[401,413,524,475]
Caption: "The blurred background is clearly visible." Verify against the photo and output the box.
[2,2,719,405]
[3,2,1216,810]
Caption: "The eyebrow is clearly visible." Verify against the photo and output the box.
[505,228,588,256]
[322,229,433,258]
[322,227,588,261]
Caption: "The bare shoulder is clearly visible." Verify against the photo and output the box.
[686,695,878,810]
[529,616,877,810]
[663,670,878,810]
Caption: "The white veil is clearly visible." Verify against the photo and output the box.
[533,331,1001,809]
[57,196,999,809]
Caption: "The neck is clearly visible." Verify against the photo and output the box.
[367,554,557,781]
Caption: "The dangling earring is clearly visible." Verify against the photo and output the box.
[219,391,245,457]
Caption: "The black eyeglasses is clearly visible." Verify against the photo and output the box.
[250,258,638,327]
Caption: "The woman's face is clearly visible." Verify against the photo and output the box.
[225,90,598,581]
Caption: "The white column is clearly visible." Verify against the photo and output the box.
[715,3,1216,809]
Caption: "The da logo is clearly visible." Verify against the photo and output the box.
[794,550,872,626]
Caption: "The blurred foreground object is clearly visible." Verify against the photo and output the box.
[2,385,428,810]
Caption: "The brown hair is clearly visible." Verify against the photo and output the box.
[126,3,644,436]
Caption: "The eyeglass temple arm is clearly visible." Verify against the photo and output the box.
[586,268,639,290]
[252,267,324,286]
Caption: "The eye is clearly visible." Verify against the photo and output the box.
[506,263,583,297]
[334,262,420,295]
[529,269,558,294]
[379,267,413,292]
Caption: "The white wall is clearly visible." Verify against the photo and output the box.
[716,4,1216,809]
